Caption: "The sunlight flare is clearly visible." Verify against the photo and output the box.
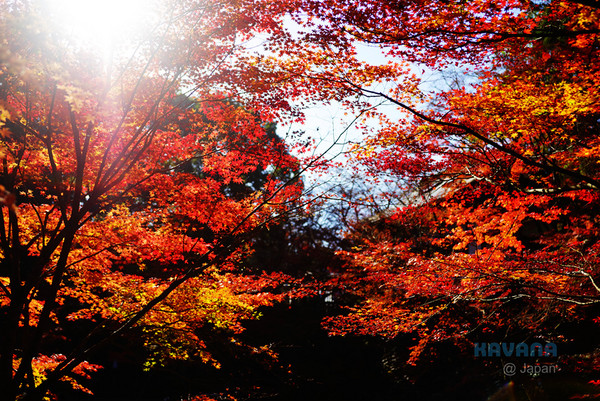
[43,0,159,55]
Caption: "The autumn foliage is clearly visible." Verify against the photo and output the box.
[317,0,600,378]
[0,0,316,399]
[2,0,600,399]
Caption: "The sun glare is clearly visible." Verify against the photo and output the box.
[44,0,159,55]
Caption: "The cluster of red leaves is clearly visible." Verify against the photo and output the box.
[320,0,600,373]
[0,0,320,398]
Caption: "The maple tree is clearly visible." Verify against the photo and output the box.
[2,0,600,398]
[297,0,600,388]
[0,0,336,399]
